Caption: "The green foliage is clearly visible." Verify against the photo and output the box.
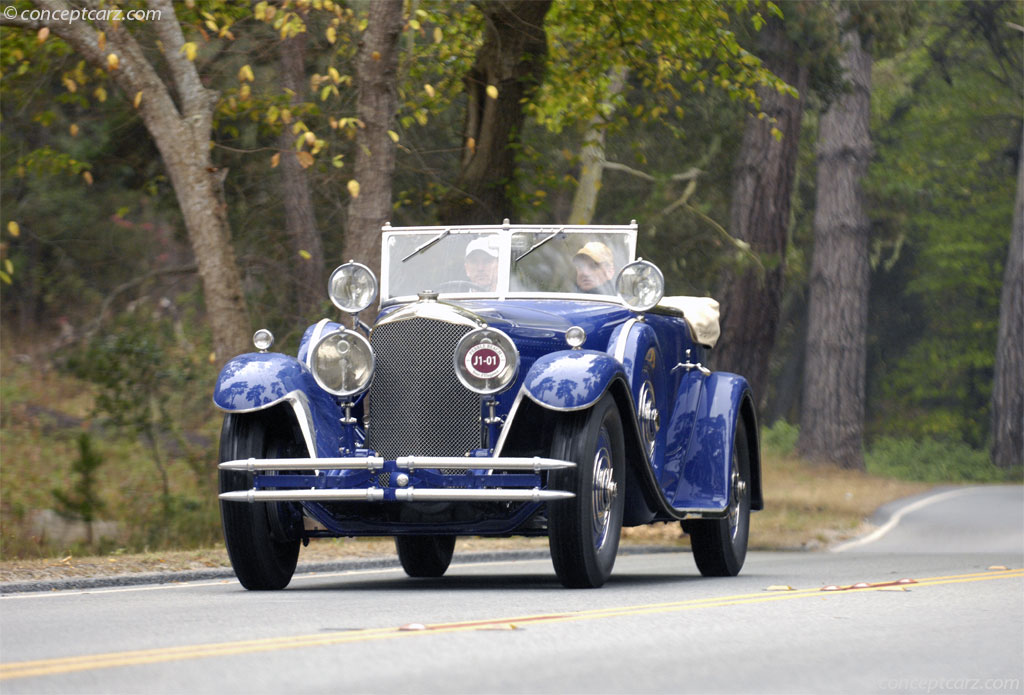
[51,433,106,523]
[866,436,1021,484]
[760,419,800,457]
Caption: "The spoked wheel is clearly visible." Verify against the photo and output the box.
[395,535,457,578]
[219,413,303,590]
[685,417,751,577]
[547,395,625,588]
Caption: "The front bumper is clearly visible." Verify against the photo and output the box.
[218,455,576,504]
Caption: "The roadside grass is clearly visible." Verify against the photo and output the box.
[0,348,1007,580]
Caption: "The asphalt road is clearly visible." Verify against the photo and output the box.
[1,485,1021,695]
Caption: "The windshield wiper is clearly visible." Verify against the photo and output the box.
[402,228,451,262]
[514,228,564,264]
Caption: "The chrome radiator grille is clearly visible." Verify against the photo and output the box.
[366,317,481,460]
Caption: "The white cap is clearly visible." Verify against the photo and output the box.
[465,236,499,259]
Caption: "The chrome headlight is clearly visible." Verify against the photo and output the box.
[310,329,375,398]
[328,262,378,314]
[616,260,665,312]
[454,327,519,396]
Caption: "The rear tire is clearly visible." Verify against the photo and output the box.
[685,416,751,577]
[219,413,302,590]
[395,536,457,577]
[547,395,625,588]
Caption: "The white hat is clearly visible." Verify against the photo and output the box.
[465,236,499,259]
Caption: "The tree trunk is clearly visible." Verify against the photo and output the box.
[798,18,872,471]
[276,28,325,314]
[990,124,1024,468]
[439,0,553,225]
[568,67,627,225]
[344,0,404,280]
[18,0,250,362]
[714,17,808,403]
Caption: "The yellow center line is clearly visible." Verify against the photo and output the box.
[2,568,1020,681]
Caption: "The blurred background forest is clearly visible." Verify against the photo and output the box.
[0,0,1020,557]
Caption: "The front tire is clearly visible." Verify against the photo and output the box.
[685,416,751,577]
[395,536,457,578]
[219,413,302,590]
[547,395,626,588]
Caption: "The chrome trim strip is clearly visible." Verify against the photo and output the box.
[492,387,527,455]
[305,318,332,370]
[219,455,575,472]
[213,390,317,458]
[220,488,574,503]
[374,300,483,330]
[613,317,640,364]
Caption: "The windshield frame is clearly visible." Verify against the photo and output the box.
[379,222,638,308]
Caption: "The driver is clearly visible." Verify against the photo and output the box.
[573,241,616,294]
[464,236,499,291]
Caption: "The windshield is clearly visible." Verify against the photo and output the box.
[381,226,635,303]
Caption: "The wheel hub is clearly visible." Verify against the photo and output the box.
[591,429,617,551]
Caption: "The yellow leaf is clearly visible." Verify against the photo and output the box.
[326,26,337,44]
[304,131,316,145]
[331,154,344,168]
[4,259,12,274]
[270,152,281,168]
[205,19,218,32]
[69,124,79,137]
[387,130,399,143]
[298,249,312,260]
[133,91,143,108]
[208,352,217,364]
[424,84,435,98]
[181,42,198,61]
[107,53,120,70]
[485,85,498,100]
[0,271,11,285]
[347,179,360,198]
[254,1,268,20]
[37,27,49,43]
[63,77,77,93]
[280,108,292,124]
[371,51,381,61]
[297,151,314,168]
[320,85,332,101]
[239,84,251,100]
[238,64,255,82]
[82,171,94,185]
[409,19,420,30]
[433,27,443,43]
[466,137,476,153]
[94,86,108,103]
[97,31,106,52]
[328,66,341,84]
[7,221,20,237]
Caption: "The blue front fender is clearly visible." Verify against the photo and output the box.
[521,349,627,411]
[213,352,345,458]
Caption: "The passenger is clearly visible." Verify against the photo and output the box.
[573,241,616,294]
[464,236,499,291]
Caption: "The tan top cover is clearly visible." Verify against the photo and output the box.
[656,296,721,348]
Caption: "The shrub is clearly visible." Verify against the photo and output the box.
[866,436,1020,483]
[760,420,800,457]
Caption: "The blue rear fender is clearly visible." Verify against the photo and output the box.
[668,372,762,513]
[213,352,346,458]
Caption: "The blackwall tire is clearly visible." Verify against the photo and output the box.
[547,395,626,588]
[395,535,457,578]
[219,413,302,590]
[686,416,751,577]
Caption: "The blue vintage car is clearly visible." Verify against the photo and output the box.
[214,221,762,589]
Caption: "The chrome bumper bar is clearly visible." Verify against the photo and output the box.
[218,455,576,473]
[219,488,574,503]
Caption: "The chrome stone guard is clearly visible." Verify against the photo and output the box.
[218,455,576,503]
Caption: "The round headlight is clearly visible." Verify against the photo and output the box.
[565,325,587,348]
[310,329,375,398]
[454,327,519,395]
[328,262,378,314]
[616,260,665,312]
